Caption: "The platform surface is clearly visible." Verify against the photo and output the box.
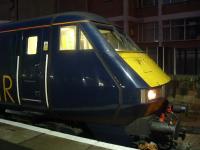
[0,119,135,150]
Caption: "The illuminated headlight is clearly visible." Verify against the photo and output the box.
[141,87,164,103]
[147,89,157,100]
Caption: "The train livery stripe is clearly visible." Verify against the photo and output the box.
[0,20,89,34]
[52,20,89,26]
[16,56,21,105]
[0,25,50,34]
[45,54,49,108]
[0,119,137,150]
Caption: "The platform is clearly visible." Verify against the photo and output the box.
[0,118,136,150]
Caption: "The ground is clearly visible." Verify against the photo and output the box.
[177,113,200,150]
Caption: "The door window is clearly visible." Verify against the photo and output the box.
[27,36,38,55]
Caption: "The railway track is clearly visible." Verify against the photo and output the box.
[2,109,200,150]
[0,110,85,137]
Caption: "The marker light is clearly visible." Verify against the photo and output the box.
[147,89,157,100]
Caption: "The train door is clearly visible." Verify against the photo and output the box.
[19,29,47,108]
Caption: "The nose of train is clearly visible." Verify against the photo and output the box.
[118,51,171,87]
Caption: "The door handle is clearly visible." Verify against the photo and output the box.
[49,75,54,80]
[22,74,26,78]
[34,64,40,68]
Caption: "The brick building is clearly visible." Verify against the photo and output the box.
[0,0,200,75]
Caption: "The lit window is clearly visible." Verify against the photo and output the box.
[80,31,93,50]
[27,36,38,55]
[60,26,77,51]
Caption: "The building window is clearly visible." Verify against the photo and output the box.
[161,48,200,75]
[163,17,200,41]
[163,0,170,4]
[186,17,200,40]
[164,48,174,74]
[171,19,184,40]
[138,22,158,42]
[103,0,112,2]
[176,48,200,75]
[137,24,143,42]
[147,47,157,62]
[137,0,158,8]
[143,23,155,42]
[60,26,77,51]
[163,20,170,41]
[163,0,188,5]
[27,36,38,55]
[163,19,185,41]
[143,0,157,7]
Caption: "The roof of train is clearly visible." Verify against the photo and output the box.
[0,12,110,33]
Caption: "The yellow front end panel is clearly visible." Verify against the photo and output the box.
[118,51,171,87]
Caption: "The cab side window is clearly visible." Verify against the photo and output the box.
[59,26,77,51]
[80,31,93,50]
[59,25,93,51]
[27,36,38,55]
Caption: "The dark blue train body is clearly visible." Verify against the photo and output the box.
[0,12,183,148]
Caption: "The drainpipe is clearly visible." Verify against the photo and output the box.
[158,0,165,71]
[158,0,163,47]
[163,46,165,71]
[174,48,176,75]
[123,0,129,34]
[16,0,19,20]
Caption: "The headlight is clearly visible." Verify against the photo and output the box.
[141,87,164,103]
[148,89,157,100]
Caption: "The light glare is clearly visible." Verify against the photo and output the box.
[148,90,157,100]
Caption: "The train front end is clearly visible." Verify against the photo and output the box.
[83,21,185,149]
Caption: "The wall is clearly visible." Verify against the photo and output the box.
[0,0,13,20]
[18,0,55,19]
[88,0,123,18]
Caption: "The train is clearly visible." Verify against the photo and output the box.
[0,12,185,149]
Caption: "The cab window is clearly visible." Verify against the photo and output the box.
[27,36,38,55]
[59,25,93,51]
[98,28,141,52]
[80,31,93,50]
[59,26,77,51]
